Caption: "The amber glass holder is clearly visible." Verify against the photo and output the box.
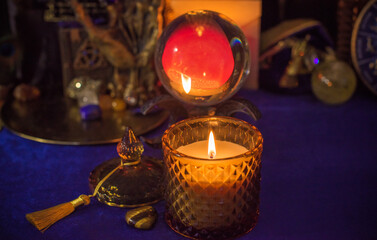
[162,116,263,239]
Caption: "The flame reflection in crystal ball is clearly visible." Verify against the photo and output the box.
[155,10,250,106]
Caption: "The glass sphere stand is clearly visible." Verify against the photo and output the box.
[139,10,263,148]
[140,94,261,148]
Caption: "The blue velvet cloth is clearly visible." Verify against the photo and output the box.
[0,89,376,240]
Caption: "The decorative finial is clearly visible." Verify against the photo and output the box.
[117,127,144,163]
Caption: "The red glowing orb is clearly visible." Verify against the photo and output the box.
[161,23,235,91]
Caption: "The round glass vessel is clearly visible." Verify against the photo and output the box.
[155,10,250,106]
[311,60,357,105]
[162,116,263,239]
[89,128,164,207]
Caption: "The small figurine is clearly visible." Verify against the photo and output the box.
[67,77,129,117]
[260,29,357,105]
[67,77,102,120]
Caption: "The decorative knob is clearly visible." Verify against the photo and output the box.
[117,127,144,162]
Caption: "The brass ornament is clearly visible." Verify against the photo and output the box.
[73,39,108,70]
[71,0,163,106]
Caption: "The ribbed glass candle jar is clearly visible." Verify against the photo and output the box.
[162,116,263,239]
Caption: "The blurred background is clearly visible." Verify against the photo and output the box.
[1,0,374,102]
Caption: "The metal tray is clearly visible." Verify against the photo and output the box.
[1,97,168,145]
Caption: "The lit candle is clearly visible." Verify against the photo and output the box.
[176,131,248,159]
[162,116,263,239]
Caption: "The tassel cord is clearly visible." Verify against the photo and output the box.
[26,159,141,232]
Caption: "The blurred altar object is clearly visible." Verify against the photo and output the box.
[71,0,164,106]
[336,0,369,63]
[0,35,20,105]
[43,0,165,107]
[259,19,333,93]
[58,28,112,97]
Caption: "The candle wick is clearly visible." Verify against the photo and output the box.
[209,151,215,159]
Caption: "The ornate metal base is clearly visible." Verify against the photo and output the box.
[140,95,262,148]
[1,97,168,145]
[89,156,164,208]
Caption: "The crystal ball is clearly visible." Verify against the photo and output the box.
[155,10,250,106]
[311,60,357,105]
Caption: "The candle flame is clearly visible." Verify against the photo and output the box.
[208,131,216,159]
[181,73,191,94]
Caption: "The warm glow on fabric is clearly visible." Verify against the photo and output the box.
[162,23,235,91]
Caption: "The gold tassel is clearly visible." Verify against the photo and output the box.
[26,164,122,233]
[25,195,90,233]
